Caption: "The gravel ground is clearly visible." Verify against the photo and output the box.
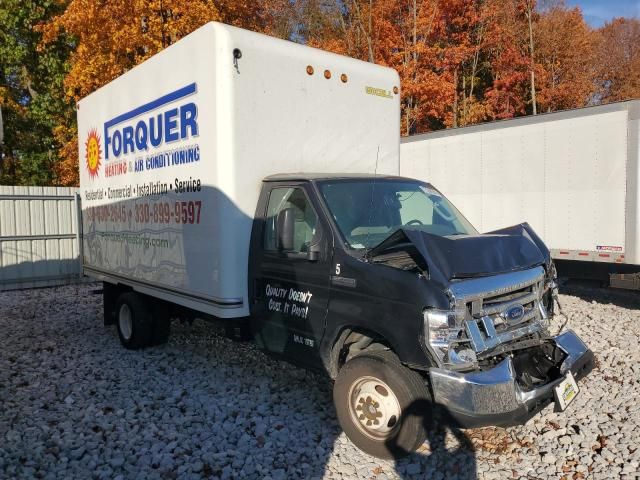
[0,282,639,479]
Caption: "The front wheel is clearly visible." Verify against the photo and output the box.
[333,350,433,459]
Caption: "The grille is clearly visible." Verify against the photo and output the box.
[448,267,547,355]
[479,283,541,332]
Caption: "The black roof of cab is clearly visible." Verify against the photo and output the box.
[263,173,415,182]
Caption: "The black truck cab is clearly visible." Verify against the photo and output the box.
[248,174,594,459]
[249,174,451,372]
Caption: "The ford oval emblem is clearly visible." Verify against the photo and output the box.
[503,304,525,324]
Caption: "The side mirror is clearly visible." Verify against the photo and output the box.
[277,208,295,251]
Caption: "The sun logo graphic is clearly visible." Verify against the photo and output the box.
[85,128,102,179]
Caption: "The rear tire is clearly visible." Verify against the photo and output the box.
[333,350,433,459]
[116,292,153,349]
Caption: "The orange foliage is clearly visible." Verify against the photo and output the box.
[51,124,79,186]
[535,5,595,111]
[593,17,640,103]
[0,85,24,114]
[41,1,220,101]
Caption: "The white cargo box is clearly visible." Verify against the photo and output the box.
[78,22,400,317]
[401,101,640,266]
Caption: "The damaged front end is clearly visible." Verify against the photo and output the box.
[429,330,594,428]
[424,265,594,427]
[366,220,595,427]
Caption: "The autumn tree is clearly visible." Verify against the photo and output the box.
[455,0,493,126]
[593,17,640,103]
[480,0,539,119]
[534,2,595,112]
[395,0,456,134]
[383,0,461,134]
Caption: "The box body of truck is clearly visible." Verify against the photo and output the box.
[78,22,400,317]
[401,101,640,268]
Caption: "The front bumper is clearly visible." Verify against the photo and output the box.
[428,330,595,428]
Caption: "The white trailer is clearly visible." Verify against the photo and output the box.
[401,101,640,284]
[78,22,400,318]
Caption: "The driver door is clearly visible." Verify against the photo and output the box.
[250,183,332,368]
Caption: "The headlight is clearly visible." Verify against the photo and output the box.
[423,309,476,366]
[424,309,456,347]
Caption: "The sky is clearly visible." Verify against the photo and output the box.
[566,0,639,27]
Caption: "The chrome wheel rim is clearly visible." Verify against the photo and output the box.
[118,303,133,341]
[348,376,401,440]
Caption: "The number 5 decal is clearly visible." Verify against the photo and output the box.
[335,263,341,275]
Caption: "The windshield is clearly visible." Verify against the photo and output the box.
[319,179,478,250]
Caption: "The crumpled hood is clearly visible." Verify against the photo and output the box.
[368,223,550,283]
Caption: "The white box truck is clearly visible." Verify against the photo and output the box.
[401,101,640,288]
[79,22,593,458]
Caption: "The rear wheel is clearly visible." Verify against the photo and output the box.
[333,350,433,459]
[116,292,153,349]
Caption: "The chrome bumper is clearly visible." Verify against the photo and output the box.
[428,330,594,428]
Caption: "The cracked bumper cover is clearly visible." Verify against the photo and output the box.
[428,330,595,428]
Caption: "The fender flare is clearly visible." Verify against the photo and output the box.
[326,326,398,379]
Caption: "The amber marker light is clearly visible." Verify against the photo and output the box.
[306,65,314,75]
[340,73,348,83]
[393,86,399,94]
[324,69,331,79]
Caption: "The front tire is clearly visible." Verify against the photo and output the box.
[333,350,433,459]
[116,292,153,349]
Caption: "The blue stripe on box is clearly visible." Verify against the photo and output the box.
[104,83,197,129]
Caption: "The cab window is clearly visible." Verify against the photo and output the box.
[264,187,318,252]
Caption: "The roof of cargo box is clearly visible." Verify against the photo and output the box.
[264,173,411,182]
[402,98,640,143]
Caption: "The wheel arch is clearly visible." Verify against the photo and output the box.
[327,326,402,379]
